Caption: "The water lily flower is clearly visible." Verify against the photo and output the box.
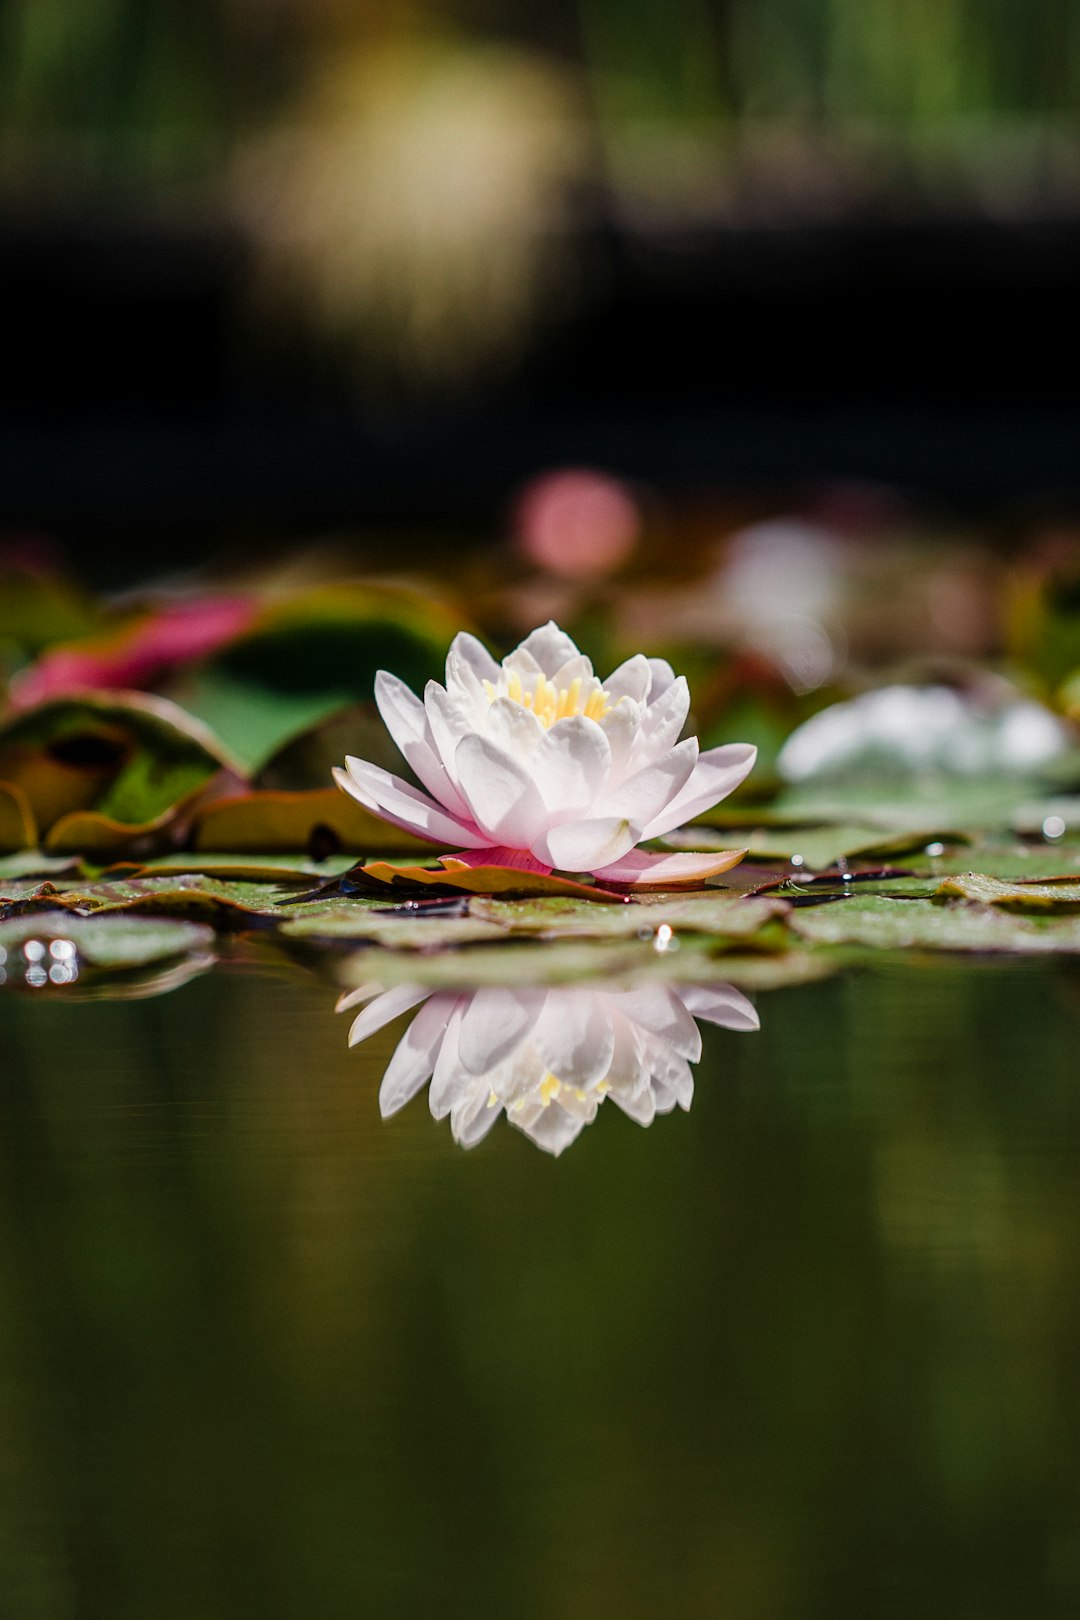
[334,622,755,886]
[340,981,760,1155]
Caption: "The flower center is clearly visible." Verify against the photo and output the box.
[484,670,611,729]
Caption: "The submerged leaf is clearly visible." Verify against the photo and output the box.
[0,911,214,969]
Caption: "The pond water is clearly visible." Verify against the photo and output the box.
[1,958,1079,1619]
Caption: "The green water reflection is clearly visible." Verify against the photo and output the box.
[1,960,1079,1618]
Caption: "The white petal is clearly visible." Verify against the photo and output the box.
[517,621,581,675]
[457,988,544,1075]
[533,717,612,819]
[594,736,698,826]
[348,984,429,1048]
[375,671,471,819]
[451,1086,504,1148]
[612,984,701,1059]
[378,996,454,1114]
[429,1004,467,1118]
[515,1107,587,1156]
[637,676,690,752]
[425,680,479,774]
[599,699,641,784]
[591,848,747,887]
[448,631,499,685]
[532,991,616,1083]
[535,816,640,873]
[454,733,549,847]
[646,658,677,701]
[678,984,760,1032]
[550,653,597,691]
[483,697,545,762]
[336,758,486,847]
[604,653,652,703]
[641,744,757,839]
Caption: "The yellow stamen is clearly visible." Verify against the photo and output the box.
[484,669,612,729]
[539,1073,562,1107]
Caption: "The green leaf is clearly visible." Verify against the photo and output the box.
[935,873,1080,911]
[0,693,233,838]
[789,891,1080,954]
[468,892,788,942]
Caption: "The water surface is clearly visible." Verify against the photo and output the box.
[1,958,1078,1618]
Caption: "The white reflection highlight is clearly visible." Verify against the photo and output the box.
[341,982,759,1155]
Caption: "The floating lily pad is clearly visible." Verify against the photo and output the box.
[935,873,1080,911]
[281,905,510,949]
[789,891,1080,954]
[670,820,959,871]
[468,892,787,942]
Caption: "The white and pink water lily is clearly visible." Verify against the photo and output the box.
[334,622,756,885]
[340,981,760,1155]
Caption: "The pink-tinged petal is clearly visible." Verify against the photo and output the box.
[595,736,698,826]
[445,846,552,872]
[458,988,545,1074]
[448,630,499,685]
[533,716,612,818]
[641,743,757,839]
[535,815,640,873]
[335,758,487,847]
[592,847,747,887]
[347,984,429,1048]
[483,696,545,761]
[454,733,549,848]
[532,990,616,1084]
[679,984,760,1032]
[375,670,471,819]
[603,653,652,703]
[379,995,456,1115]
[518,621,581,674]
[515,1106,589,1156]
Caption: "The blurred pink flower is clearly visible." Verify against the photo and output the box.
[11,597,256,708]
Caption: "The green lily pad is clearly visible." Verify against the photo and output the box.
[0,692,235,839]
[669,821,959,871]
[789,891,1080,954]
[190,788,437,856]
[935,873,1080,911]
[468,892,788,942]
[281,905,509,950]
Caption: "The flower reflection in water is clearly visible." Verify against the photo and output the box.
[341,981,759,1154]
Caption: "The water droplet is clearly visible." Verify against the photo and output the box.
[49,938,76,961]
[23,940,46,963]
[1043,815,1066,841]
[925,841,945,858]
[789,854,804,869]
[25,964,47,988]
[654,923,676,953]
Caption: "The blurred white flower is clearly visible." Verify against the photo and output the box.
[778,684,1071,786]
[341,981,759,1155]
[335,621,755,886]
